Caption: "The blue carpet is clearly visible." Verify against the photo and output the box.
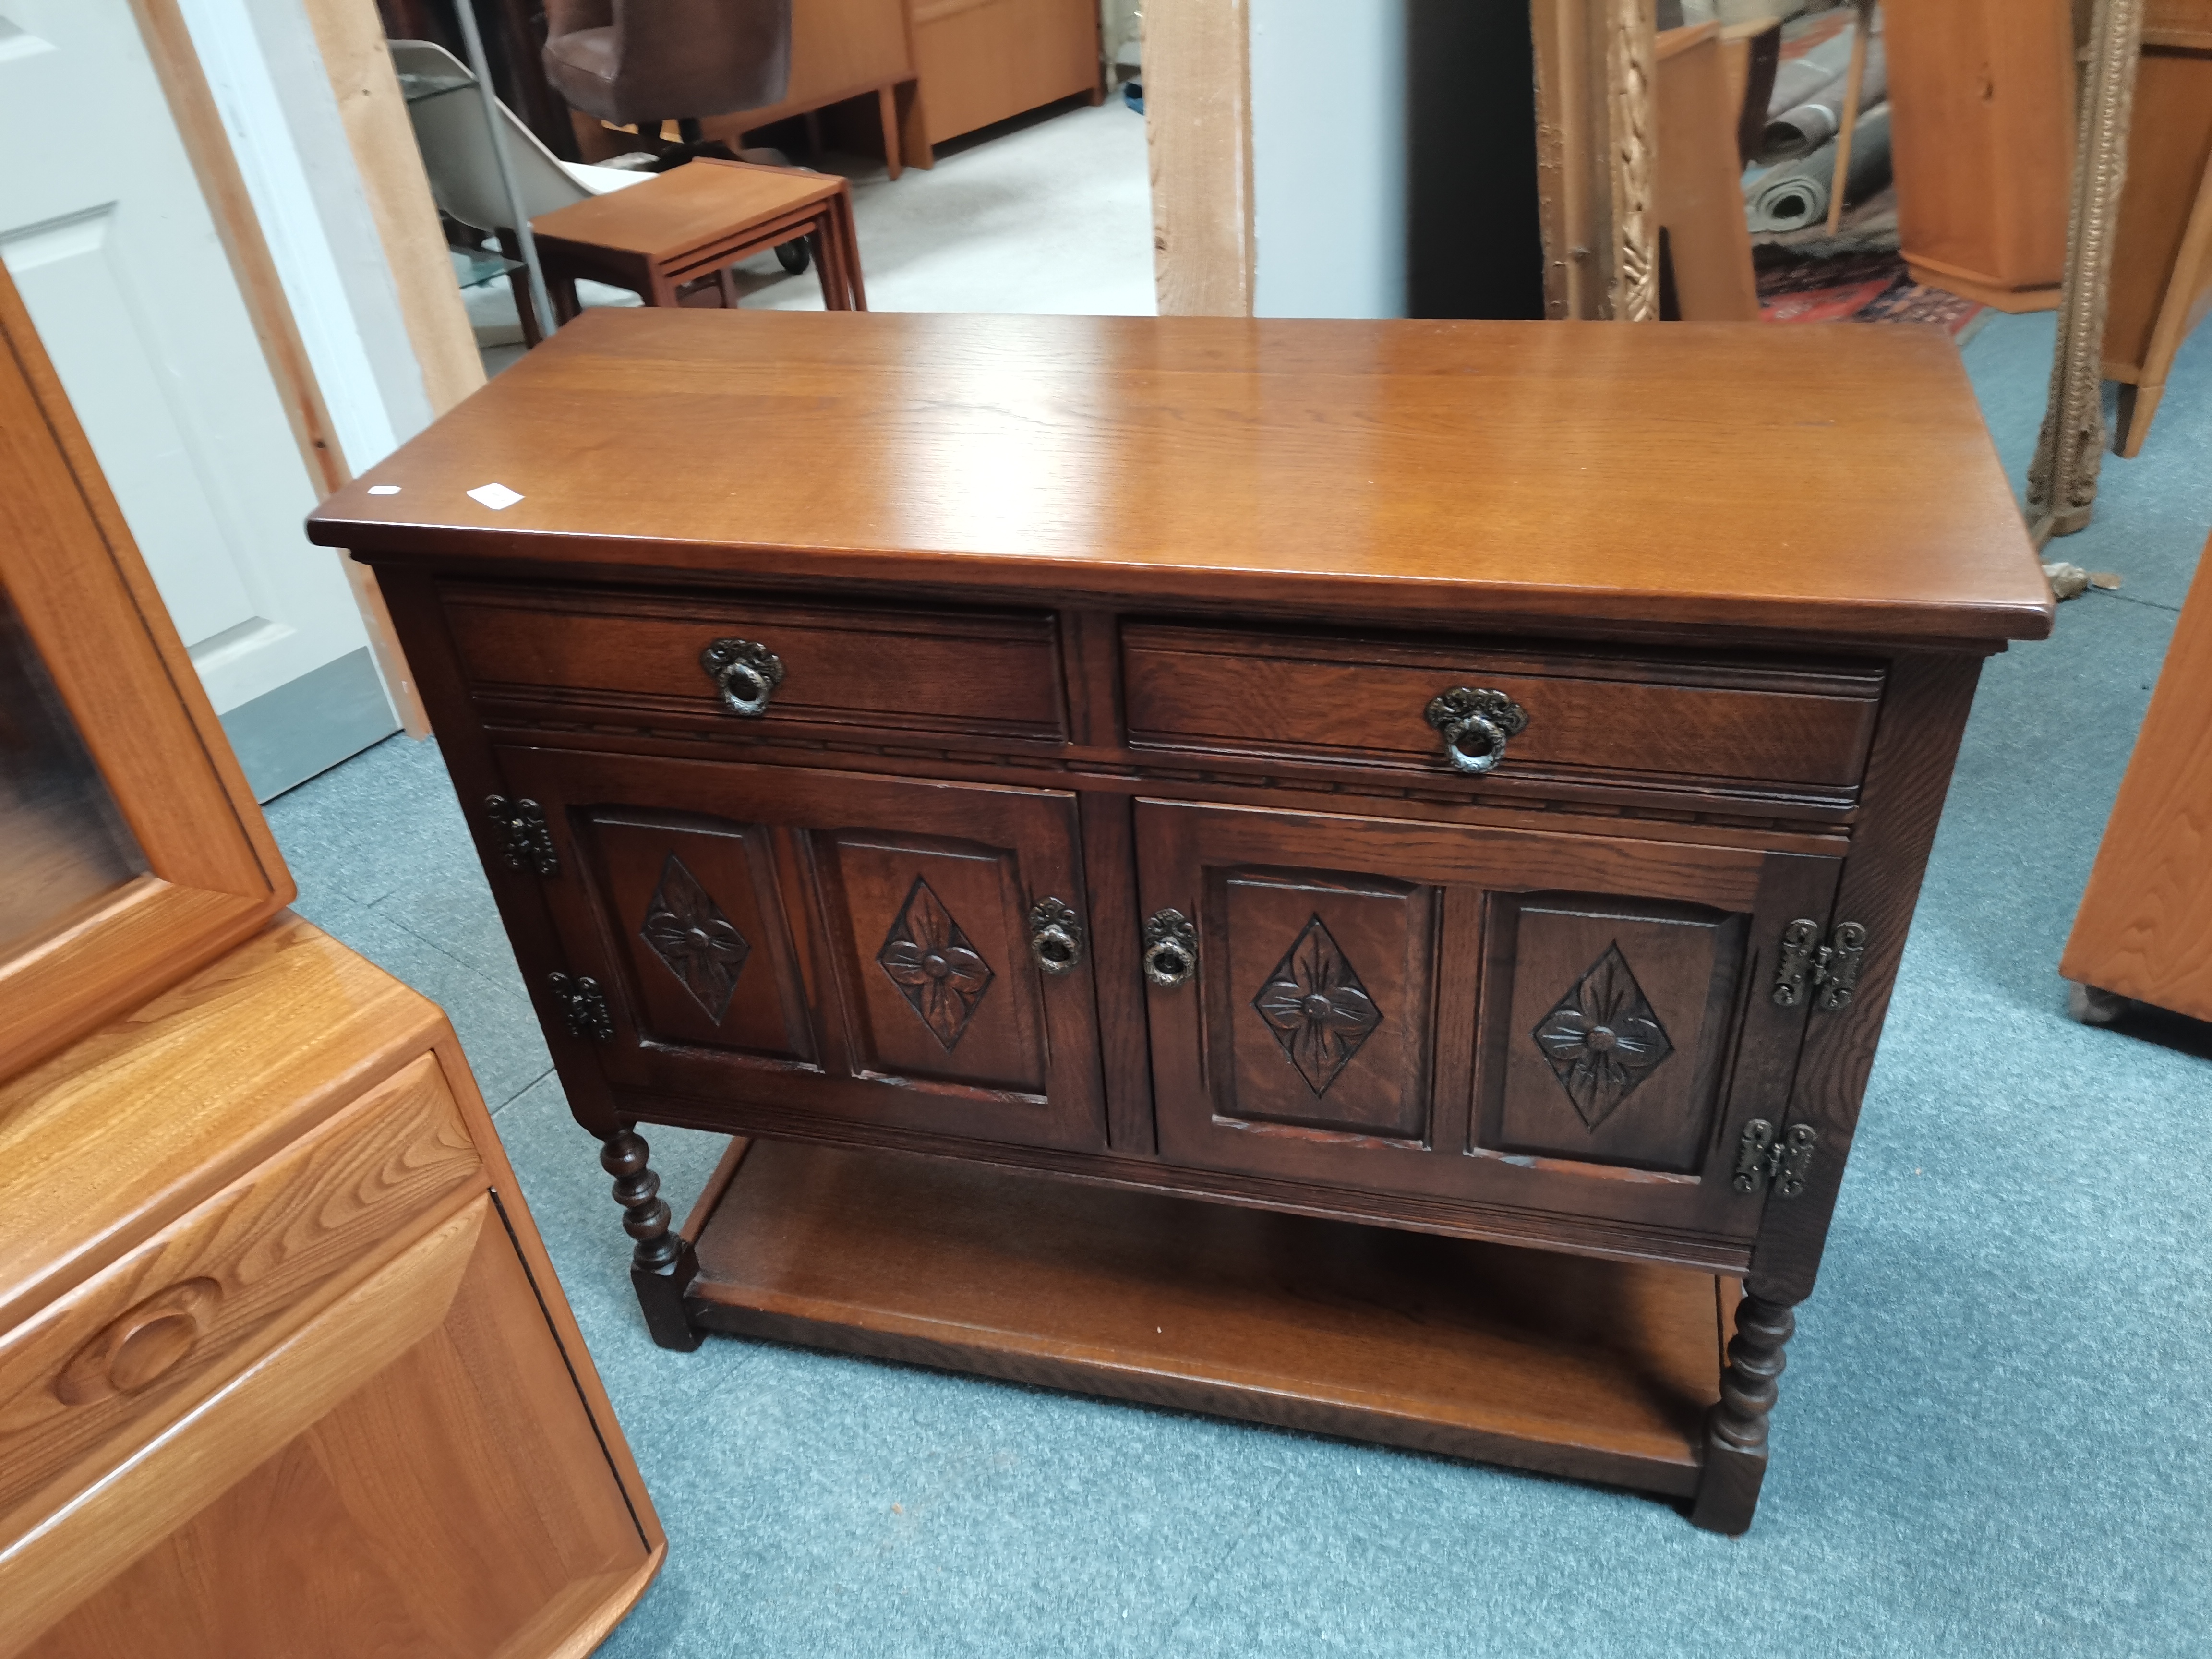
[267,314,2212,1658]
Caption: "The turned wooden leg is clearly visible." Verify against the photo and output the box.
[600,1128,703,1351]
[1690,1291,1795,1534]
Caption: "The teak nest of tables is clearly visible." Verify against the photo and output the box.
[311,310,2051,1533]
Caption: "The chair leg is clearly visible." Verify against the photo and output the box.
[2115,381,2164,458]
[836,193,867,311]
[717,265,742,308]
[495,230,543,347]
[878,84,903,180]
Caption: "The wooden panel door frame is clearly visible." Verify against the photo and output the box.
[0,267,292,1081]
[497,746,1112,1155]
[1133,795,1839,1246]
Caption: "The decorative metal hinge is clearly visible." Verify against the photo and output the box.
[1771,918,1868,1012]
[1732,1119,1817,1198]
[547,972,613,1042]
[486,795,559,877]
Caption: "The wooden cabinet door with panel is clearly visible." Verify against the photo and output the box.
[497,747,1108,1154]
[1135,799,1840,1245]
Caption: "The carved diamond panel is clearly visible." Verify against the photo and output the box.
[877,877,994,1051]
[639,854,751,1024]
[1531,943,1673,1130]
[1252,914,1382,1096]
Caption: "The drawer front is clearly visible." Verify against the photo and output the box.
[1122,624,1884,804]
[0,1054,483,1523]
[443,585,1067,745]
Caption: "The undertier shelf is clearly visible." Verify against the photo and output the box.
[686,1139,1738,1499]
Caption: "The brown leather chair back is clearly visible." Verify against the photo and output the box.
[542,0,792,126]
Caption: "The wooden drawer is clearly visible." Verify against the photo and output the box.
[1121,624,1885,805]
[442,585,1068,745]
[0,1054,483,1525]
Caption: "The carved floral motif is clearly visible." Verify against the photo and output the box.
[878,877,994,1050]
[1532,943,1672,1129]
[1253,914,1382,1096]
[639,855,750,1023]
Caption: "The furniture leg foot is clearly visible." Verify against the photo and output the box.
[1689,1290,1795,1534]
[2114,381,2163,458]
[2066,979,2131,1025]
[601,1128,703,1351]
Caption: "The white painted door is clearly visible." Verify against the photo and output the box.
[0,0,395,796]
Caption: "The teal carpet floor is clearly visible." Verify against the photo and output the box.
[267,313,2212,1658]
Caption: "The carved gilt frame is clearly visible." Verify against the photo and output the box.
[1533,0,1659,321]
[2028,0,2147,541]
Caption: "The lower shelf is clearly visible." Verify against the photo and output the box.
[686,1140,1736,1500]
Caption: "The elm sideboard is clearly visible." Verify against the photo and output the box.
[309,310,2052,1532]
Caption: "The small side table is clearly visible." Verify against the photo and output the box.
[526,158,864,341]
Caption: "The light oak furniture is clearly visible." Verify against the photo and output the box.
[2061,529,2212,1024]
[2103,0,2212,456]
[0,268,290,1081]
[529,157,865,338]
[0,919,664,1659]
[1655,21,1761,321]
[1884,0,2075,312]
[312,308,2053,1534]
[905,0,1102,146]
[0,261,660,1657]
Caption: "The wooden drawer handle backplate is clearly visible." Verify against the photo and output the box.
[1424,687,1530,774]
[53,1278,222,1406]
[700,638,785,717]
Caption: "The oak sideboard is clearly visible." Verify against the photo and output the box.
[311,310,2052,1532]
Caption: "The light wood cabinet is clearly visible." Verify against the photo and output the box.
[1885,0,2076,311]
[0,259,658,1659]
[0,923,663,1659]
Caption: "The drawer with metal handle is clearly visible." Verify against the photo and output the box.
[441,582,1068,746]
[1121,622,1886,810]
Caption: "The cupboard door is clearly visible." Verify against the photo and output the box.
[15,1198,650,1659]
[497,749,1107,1153]
[1135,799,1839,1241]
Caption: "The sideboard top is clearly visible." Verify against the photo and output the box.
[311,309,2053,644]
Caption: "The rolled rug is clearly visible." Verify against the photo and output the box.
[1761,36,1886,162]
[1764,25,1856,120]
[1745,101,1892,232]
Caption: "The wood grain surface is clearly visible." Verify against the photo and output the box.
[0,918,438,1336]
[2062,533,2212,1020]
[12,1195,653,1659]
[311,309,2053,644]
[531,160,845,263]
[0,1054,480,1523]
[688,1139,1726,1496]
[1886,0,2075,304]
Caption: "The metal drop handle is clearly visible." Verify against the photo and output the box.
[1424,687,1529,775]
[1029,898,1084,974]
[1142,909,1198,988]
[701,638,785,717]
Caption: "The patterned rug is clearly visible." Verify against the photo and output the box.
[1755,249,1985,335]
